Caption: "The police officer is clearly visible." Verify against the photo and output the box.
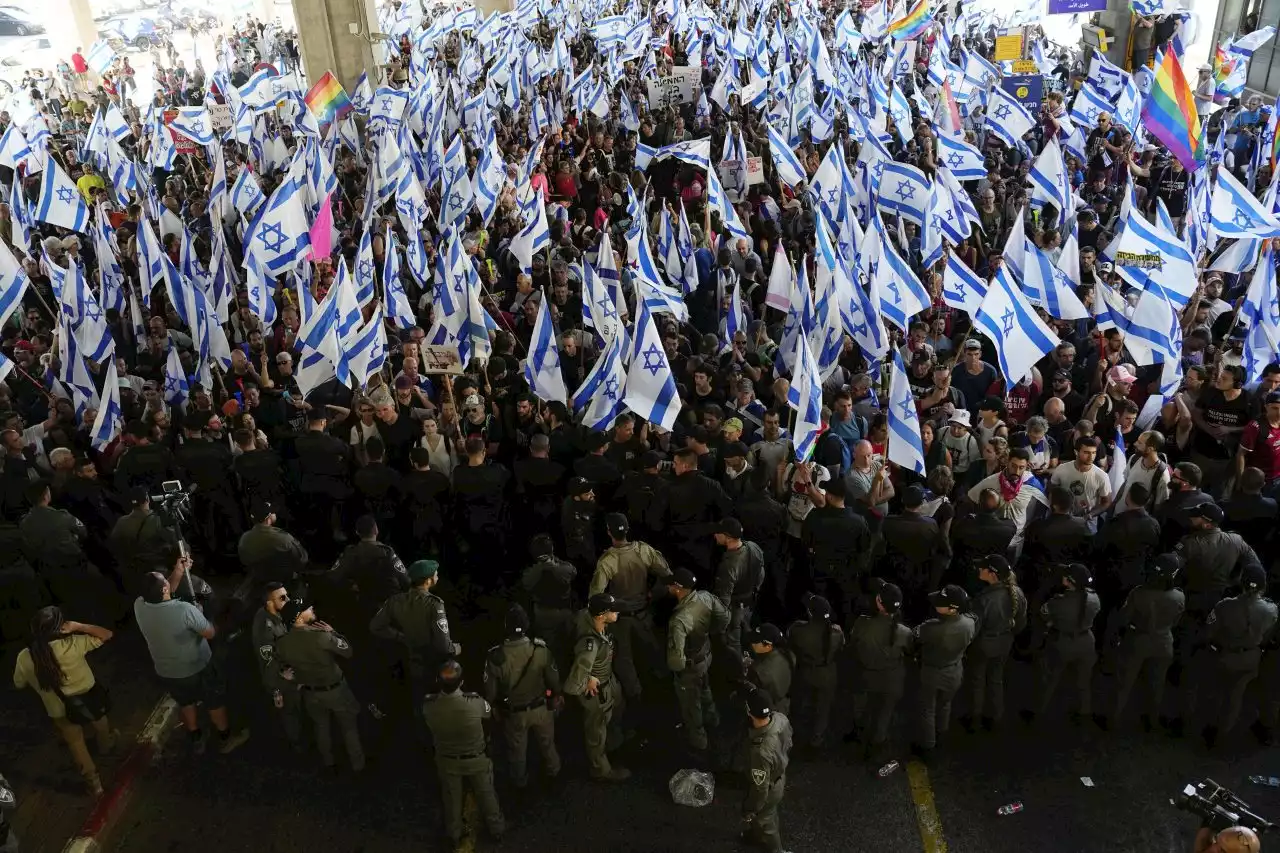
[962,555,1027,733]
[1106,553,1185,731]
[273,598,366,771]
[483,604,561,789]
[370,560,457,704]
[747,624,794,715]
[329,514,409,622]
[293,409,351,542]
[237,500,309,586]
[661,447,732,574]
[666,568,730,754]
[847,582,911,762]
[561,477,599,571]
[1024,563,1100,724]
[787,594,844,748]
[589,514,671,700]
[1187,565,1278,747]
[422,660,505,849]
[107,487,178,585]
[713,518,765,653]
[565,592,629,781]
[520,535,577,665]
[741,686,794,853]
[250,582,301,748]
[912,585,977,759]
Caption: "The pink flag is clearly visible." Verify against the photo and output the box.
[308,192,333,260]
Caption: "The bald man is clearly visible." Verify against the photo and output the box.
[1196,826,1261,853]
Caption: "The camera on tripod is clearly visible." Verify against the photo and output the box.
[1174,779,1276,835]
[150,480,196,533]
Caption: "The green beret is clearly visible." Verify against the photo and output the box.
[408,560,440,582]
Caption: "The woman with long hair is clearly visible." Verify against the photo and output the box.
[12,607,118,795]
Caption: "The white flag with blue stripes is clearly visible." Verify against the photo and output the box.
[1113,207,1198,308]
[768,123,807,188]
[90,361,123,450]
[168,106,215,146]
[244,256,278,327]
[1023,239,1089,320]
[935,133,985,180]
[942,252,988,316]
[1069,83,1113,129]
[975,266,1059,383]
[623,300,681,430]
[523,295,568,404]
[877,161,929,226]
[245,177,312,275]
[230,165,265,217]
[1028,139,1072,226]
[163,344,190,408]
[35,159,89,233]
[887,350,926,475]
[984,85,1035,149]
[572,326,628,431]
[787,320,824,463]
[1210,168,1280,240]
[347,302,387,389]
[86,40,116,75]
[872,216,930,329]
[0,239,28,330]
[383,231,417,329]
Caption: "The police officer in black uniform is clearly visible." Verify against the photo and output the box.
[329,514,409,622]
[520,534,578,665]
[292,409,351,543]
[713,518,765,653]
[561,476,599,572]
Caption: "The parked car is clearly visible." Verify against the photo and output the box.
[102,14,168,49]
[0,9,43,36]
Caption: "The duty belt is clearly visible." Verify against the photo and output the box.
[301,681,343,692]
[1218,645,1260,654]
[1052,629,1093,638]
[509,697,545,712]
[442,750,486,760]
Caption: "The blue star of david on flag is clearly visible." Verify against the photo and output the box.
[825,189,839,205]
[56,187,76,204]
[603,376,620,400]
[641,343,666,376]
[895,180,916,201]
[947,152,965,169]
[1001,307,1016,336]
[930,215,945,236]
[885,278,901,304]
[897,396,915,420]
[258,221,287,253]
[358,260,373,280]
[994,103,1012,120]
[1234,209,1255,229]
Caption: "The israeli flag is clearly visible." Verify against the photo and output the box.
[383,231,417,330]
[1113,208,1198,308]
[974,266,1059,383]
[244,257,278,327]
[354,226,377,308]
[35,160,89,233]
[706,165,750,241]
[509,197,551,274]
[787,319,824,463]
[90,361,123,451]
[347,302,387,389]
[1242,245,1280,382]
[922,182,965,269]
[877,161,929,226]
[1028,139,1072,226]
[936,133,986,180]
[623,300,681,430]
[163,345,190,409]
[523,295,568,404]
[1069,83,1113,129]
[168,106,215,146]
[295,280,341,397]
[238,67,286,110]
[0,124,31,171]
[86,40,116,75]
[873,216,930,329]
[245,177,312,275]
[573,325,628,431]
[1210,168,1280,240]
[1023,240,1089,320]
[229,165,265,219]
[369,87,410,134]
[768,124,807,188]
[1086,52,1126,101]
[984,86,1036,149]
[440,136,474,227]
[0,240,28,330]
[887,350,926,475]
[942,252,988,316]
[136,218,169,308]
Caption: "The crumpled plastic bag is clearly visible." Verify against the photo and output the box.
[669,768,715,807]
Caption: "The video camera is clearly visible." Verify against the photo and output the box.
[1174,779,1276,836]
[150,479,196,533]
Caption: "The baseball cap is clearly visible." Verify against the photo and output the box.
[902,485,925,509]
[1265,391,1280,406]
[721,441,748,460]
[1067,563,1093,588]
[408,559,440,582]
[1099,261,1115,274]
[568,476,593,497]
[928,584,968,609]
[878,582,904,611]
[722,417,744,434]
[977,554,1012,579]
[669,567,697,589]
[912,349,933,365]
[1150,552,1184,577]
[640,450,663,469]
[1053,369,1072,382]
[745,686,773,718]
[605,512,629,538]
[394,375,413,389]
[280,597,311,625]
[749,624,783,646]
[1188,502,1224,524]
[1242,564,1267,591]
[1107,365,1137,385]
[505,603,531,635]
[250,499,274,523]
[588,593,618,616]
[716,517,743,538]
[963,339,983,351]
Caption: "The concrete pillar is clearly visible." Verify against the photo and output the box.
[473,0,515,14]
[1096,0,1135,70]
[292,0,379,93]
[40,0,99,68]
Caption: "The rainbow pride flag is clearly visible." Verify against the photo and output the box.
[304,71,354,128]
[888,0,933,40]
[1142,46,1201,172]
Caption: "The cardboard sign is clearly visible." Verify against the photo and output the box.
[208,102,233,131]
[162,109,198,156]
[718,156,766,202]
[993,32,1025,62]
[419,345,464,375]
[647,66,698,108]
[1012,59,1040,74]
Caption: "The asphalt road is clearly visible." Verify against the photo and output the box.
[96,576,1280,853]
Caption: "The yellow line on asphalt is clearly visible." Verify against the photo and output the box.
[906,760,948,853]
[459,793,477,853]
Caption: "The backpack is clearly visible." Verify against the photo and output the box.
[814,431,851,478]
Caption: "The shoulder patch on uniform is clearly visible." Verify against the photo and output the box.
[583,638,595,653]
[752,768,767,786]
[532,638,547,648]
[333,636,349,650]
[258,644,274,662]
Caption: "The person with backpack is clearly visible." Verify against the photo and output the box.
[961,555,1027,733]
[1116,429,1172,510]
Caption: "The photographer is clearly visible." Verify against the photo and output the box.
[1195,826,1261,853]
[107,488,179,591]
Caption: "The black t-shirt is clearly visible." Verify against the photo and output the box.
[1153,166,1190,217]
[1193,387,1252,459]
